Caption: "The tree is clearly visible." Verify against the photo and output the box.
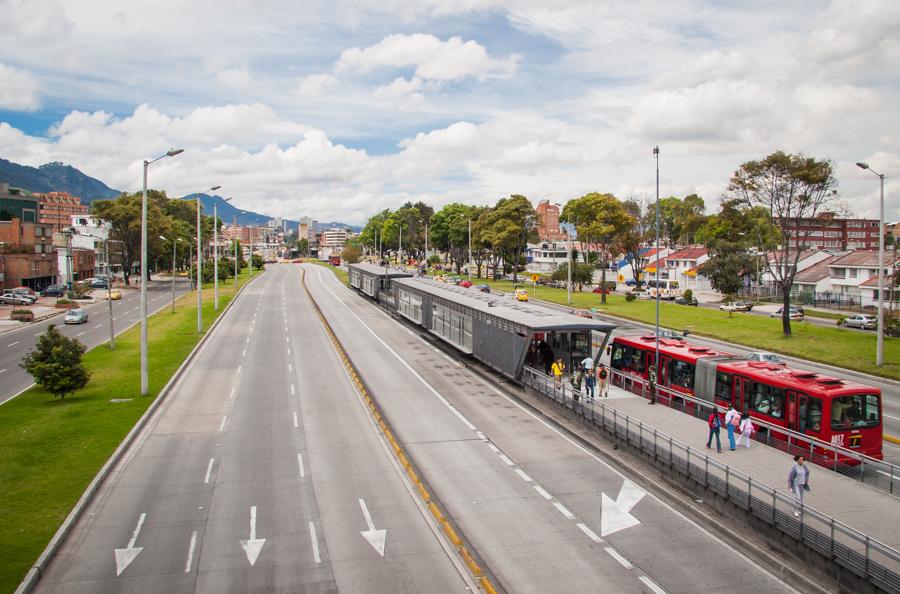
[620,199,653,288]
[701,245,757,295]
[342,243,362,263]
[430,203,477,272]
[92,192,165,286]
[482,195,535,282]
[296,237,309,256]
[728,151,837,335]
[20,325,89,399]
[561,192,634,304]
[552,262,594,291]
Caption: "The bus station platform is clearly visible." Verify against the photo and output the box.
[520,367,900,592]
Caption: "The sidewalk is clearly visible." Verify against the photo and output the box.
[585,382,900,549]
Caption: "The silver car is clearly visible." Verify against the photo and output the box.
[64,309,89,324]
[841,314,877,330]
[744,352,786,365]
[0,293,33,306]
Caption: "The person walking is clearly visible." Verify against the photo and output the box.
[551,358,565,389]
[737,413,755,448]
[597,363,609,397]
[706,410,722,453]
[788,455,811,517]
[724,404,739,451]
[583,366,596,401]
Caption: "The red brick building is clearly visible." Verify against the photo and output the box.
[781,212,881,250]
[0,216,58,291]
[38,191,88,232]
[535,200,566,241]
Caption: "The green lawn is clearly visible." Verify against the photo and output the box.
[0,269,255,593]
[480,279,899,380]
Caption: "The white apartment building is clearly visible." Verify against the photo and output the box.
[323,228,349,248]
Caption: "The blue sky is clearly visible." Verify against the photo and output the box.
[0,0,897,225]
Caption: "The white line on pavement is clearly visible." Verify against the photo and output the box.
[605,547,633,569]
[184,531,198,573]
[290,384,295,395]
[242,349,246,357]
[204,458,214,483]
[93,323,103,329]
[75,331,85,337]
[229,386,236,399]
[0,369,6,374]
[293,411,299,428]
[308,521,321,563]
[499,454,514,466]
[639,576,668,594]
[487,443,499,453]
[285,336,289,343]
[246,337,250,344]
[534,485,553,499]
[288,363,292,372]
[578,522,603,543]
[514,468,532,482]
[553,502,575,520]
[237,365,242,374]
[7,341,19,347]
[219,416,227,432]
[297,453,305,478]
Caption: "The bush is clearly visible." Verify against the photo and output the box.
[11,309,32,315]
[683,289,693,302]
[56,299,74,305]
[625,291,636,302]
[20,325,89,400]
[837,316,847,327]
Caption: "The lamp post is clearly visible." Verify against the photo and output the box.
[141,148,182,396]
[159,235,182,313]
[214,197,232,311]
[195,185,221,333]
[856,161,886,367]
[652,145,660,405]
[468,219,473,281]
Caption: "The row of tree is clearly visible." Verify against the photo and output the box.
[360,151,848,336]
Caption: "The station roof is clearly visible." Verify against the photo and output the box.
[348,262,414,278]
[393,276,617,333]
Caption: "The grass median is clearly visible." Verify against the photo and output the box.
[0,268,257,592]
[481,279,899,380]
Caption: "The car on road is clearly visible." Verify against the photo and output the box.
[623,278,638,287]
[570,309,593,319]
[675,296,699,306]
[719,301,751,312]
[64,309,89,324]
[475,284,490,293]
[515,288,529,302]
[840,314,877,330]
[770,306,804,320]
[41,285,66,297]
[744,352,786,365]
[90,278,108,289]
[0,293,33,305]
[459,280,473,288]
[109,289,122,300]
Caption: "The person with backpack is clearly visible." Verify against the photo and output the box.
[788,454,811,517]
[706,410,722,453]
[737,412,755,448]
[724,404,740,451]
[597,363,609,397]
[583,366,596,401]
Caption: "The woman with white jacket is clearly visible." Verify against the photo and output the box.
[737,413,755,448]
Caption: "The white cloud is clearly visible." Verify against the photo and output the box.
[0,63,40,111]
[373,76,428,108]
[216,67,253,89]
[294,73,339,97]
[336,33,518,82]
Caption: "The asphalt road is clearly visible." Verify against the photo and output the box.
[33,266,472,593]
[302,263,799,594]
[0,278,191,404]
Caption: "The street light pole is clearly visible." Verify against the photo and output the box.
[856,162,886,367]
[468,219,473,281]
[652,145,660,404]
[195,185,221,333]
[141,148,182,396]
[233,215,239,289]
[105,240,115,349]
[214,197,232,311]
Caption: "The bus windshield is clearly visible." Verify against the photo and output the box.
[831,394,880,430]
[670,281,679,289]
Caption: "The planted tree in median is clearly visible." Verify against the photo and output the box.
[20,325,89,400]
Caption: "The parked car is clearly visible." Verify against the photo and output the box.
[9,286,36,296]
[770,306,804,320]
[109,289,122,300]
[744,352,786,365]
[90,278,109,289]
[515,288,529,302]
[841,314,877,330]
[719,301,751,312]
[675,296,699,306]
[570,309,593,319]
[459,280,473,288]
[6,291,37,304]
[475,284,490,293]
[0,293,33,305]
[41,285,66,297]
[623,278,638,287]
[64,309,89,324]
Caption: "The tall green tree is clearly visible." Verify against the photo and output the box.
[728,151,837,335]
[481,195,535,282]
[92,192,167,286]
[620,199,653,288]
[20,325,89,400]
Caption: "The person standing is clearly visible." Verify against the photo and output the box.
[551,358,565,388]
[724,404,739,451]
[581,355,594,375]
[738,413,755,448]
[706,410,722,453]
[647,366,657,405]
[597,363,609,398]
[584,366,596,401]
[788,455,811,517]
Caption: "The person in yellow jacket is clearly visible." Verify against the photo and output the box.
[551,358,565,387]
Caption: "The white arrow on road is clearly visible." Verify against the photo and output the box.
[114,512,146,576]
[601,479,646,537]
[358,498,387,557]
[240,505,267,566]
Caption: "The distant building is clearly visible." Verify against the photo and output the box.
[535,200,567,241]
[0,182,58,290]
[779,212,882,250]
[71,215,119,277]
[298,216,318,244]
[323,228,349,248]
[38,191,88,232]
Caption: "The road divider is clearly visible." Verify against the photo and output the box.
[299,267,497,593]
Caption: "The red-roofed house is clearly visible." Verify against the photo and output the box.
[665,246,711,291]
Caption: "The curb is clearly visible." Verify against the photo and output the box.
[886,434,900,446]
[15,272,263,594]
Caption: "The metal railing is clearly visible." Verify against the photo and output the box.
[522,366,900,594]
[603,367,899,497]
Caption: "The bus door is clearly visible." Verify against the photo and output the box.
[787,391,800,431]
[659,355,671,387]
[733,376,750,413]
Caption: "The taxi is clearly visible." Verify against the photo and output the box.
[109,289,122,300]
[515,288,529,302]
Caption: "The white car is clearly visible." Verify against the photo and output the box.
[840,314,877,330]
[744,352,786,365]
[770,307,804,320]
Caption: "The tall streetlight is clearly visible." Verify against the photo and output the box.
[159,235,183,313]
[652,145,660,405]
[213,197,233,311]
[141,148,182,396]
[856,161,886,367]
[195,185,222,333]
[468,219,473,281]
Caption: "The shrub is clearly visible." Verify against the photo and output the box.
[56,299,74,305]
[683,289,693,302]
[837,316,847,327]
[11,308,32,315]
[625,291,636,302]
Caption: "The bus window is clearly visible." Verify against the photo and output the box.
[610,344,625,369]
[831,394,880,430]
[799,397,822,433]
[666,359,694,390]
[749,381,785,419]
[670,281,679,290]
[714,372,732,401]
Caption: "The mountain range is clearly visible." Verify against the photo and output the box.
[0,157,360,231]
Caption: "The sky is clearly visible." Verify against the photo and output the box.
[0,0,898,226]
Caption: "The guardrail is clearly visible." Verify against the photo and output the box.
[522,366,900,594]
[603,367,900,497]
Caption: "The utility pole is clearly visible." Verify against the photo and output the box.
[468,219,473,280]
[233,215,239,289]
[651,145,660,405]
[105,239,115,349]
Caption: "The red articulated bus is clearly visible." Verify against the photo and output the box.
[608,335,883,461]
[329,255,341,266]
